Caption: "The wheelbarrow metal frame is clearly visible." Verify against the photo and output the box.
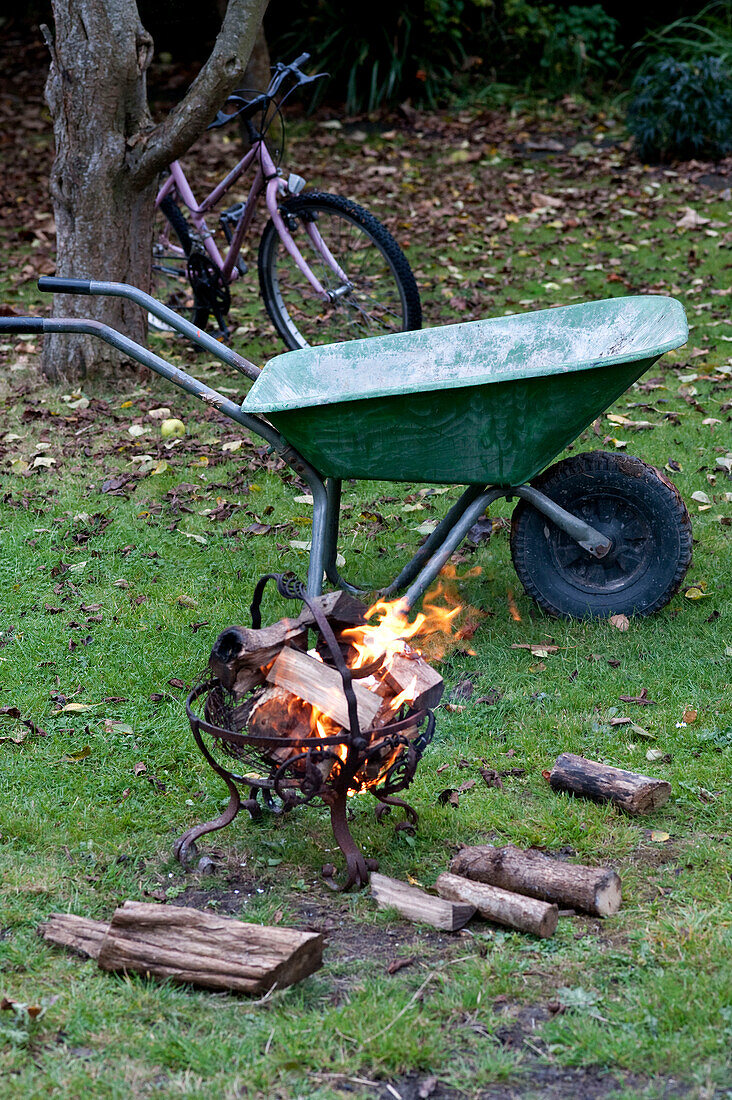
[1,277,612,606]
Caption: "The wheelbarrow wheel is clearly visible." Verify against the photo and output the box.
[151,196,211,332]
[258,191,422,350]
[510,451,692,619]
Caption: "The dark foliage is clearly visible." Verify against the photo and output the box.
[627,54,732,162]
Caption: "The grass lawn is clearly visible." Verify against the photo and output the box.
[0,85,731,1098]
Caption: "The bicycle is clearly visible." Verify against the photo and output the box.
[151,53,422,349]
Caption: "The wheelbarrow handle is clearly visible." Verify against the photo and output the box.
[36,276,261,382]
[38,277,93,295]
[0,317,47,333]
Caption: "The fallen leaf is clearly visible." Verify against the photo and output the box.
[682,707,698,724]
[133,761,147,776]
[650,830,671,842]
[675,207,710,230]
[511,643,560,656]
[609,614,630,631]
[619,689,656,706]
[387,955,417,975]
[63,746,91,762]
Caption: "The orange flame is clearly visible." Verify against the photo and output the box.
[507,588,522,621]
[260,563,484,793]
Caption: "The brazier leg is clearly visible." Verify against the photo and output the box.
[174,775,242,867]
[325,795,372,890]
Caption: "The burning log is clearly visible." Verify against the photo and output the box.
[41,902,323,994]
[435,872,558,938]
[210,591,368,692]
[380,648,445,711]
[266,646,382,732]
[449,845,621,917]
[370,873,475,930]
[549,753,671,816]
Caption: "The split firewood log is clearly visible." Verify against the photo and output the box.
[266,646,382,732]
[381,648,444,710]
[370,873,475,931]
[40,903,324,994]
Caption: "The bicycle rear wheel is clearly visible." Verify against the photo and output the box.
[258,191,421,350]
[151,196,211,331]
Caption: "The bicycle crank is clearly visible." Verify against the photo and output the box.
[187,252,232,338]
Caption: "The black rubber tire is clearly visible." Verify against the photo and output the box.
[258,191,422,350]
[510,451,693,619]
[152,196,210,330]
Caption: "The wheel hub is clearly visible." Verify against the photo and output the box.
[550,492,653,593]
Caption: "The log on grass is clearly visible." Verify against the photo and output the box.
[370,873,475,931]
[450,845,621,917]
[549,753,671,816]
[435,872,558,938]
[210,591,368,691]
[39,913,110,959]
[267,646,382,732]
[96,902,323,994]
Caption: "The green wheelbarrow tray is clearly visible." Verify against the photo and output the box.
[244,295,688,486]
[3,280,691,618]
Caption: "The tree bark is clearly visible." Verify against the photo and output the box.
[42,1,156,380]
[449,845,622,917]
[42,0,268,381]
[435,872,558,938]
[549,753,672,816]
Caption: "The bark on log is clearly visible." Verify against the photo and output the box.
[39,913,110,959]
[210,590,368,691]
[267,647,382,732]
[435,873,558,938]
[449,845,621,917]
[96,902,323,993]
[370,873,475,931]
[549,753,671,816]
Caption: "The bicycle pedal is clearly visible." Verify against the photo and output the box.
[235,258,248,277]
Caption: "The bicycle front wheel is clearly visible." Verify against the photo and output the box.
[258,191,421,349]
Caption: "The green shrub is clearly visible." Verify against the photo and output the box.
[540,4,620,93]
[627,54,732,162]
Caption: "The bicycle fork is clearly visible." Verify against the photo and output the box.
[265,177,351,303]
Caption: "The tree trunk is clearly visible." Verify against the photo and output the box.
[43,1,156,380]
[243,21,270,92]
[42,0,268,382]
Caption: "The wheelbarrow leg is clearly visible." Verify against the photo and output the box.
[305,472,329,597]
[402,488,504,609]
[380,484,488,597]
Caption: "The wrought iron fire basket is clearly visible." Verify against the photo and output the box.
[174,574,435,890]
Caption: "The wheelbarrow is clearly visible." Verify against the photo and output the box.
[1,278,692,618]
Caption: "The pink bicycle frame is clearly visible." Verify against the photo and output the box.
[155,140,348,299]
